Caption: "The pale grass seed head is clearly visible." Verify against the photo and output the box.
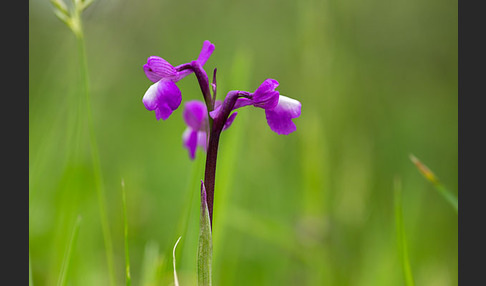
[50,0,96,38]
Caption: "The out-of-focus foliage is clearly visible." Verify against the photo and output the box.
[29,0,457,285]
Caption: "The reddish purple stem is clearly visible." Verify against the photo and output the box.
[177,64,247,229]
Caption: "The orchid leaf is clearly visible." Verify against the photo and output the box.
[198,181,212,286]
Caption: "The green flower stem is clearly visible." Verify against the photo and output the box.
[76,28,117,286]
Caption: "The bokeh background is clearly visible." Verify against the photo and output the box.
[29,0,458,285]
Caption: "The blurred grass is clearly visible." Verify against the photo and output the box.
[121,179,132,286]
[30,0,457,285]
[394,178,415,286]
[57,215,82,286]
[410,154,458,212]
[30,250,34,286]
[139,241,165,286]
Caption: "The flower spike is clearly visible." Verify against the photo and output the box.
[141,40,303,238]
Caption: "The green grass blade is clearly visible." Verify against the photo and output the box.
[211,49,251,283]
[409,154,458,213]
[57,215,82,286]
[173,153,204,249]
[198,181,212,286]
[394,177,415,286]
[161,155,203,276]
[172,236,182,286]
[139,241,163,286]
[51,3,116,281]
[223,205,312,263]
[436,184,458,212]
[77,27,116,286]
[29,250,34,286]
[121,179,131,286]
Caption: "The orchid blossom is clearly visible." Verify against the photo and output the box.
[142,40,301,228]
[210,78,302,135]
[182,100,237,160]
[142,41,215,120]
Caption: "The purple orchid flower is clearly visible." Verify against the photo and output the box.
[142,41,215,120]
[182,100,237,160]
[210,79,301,135]
[264,94,302,135]
[142,40,302,230]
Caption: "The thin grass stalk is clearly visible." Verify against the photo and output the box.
[161,156,202,275]
[409,154,458,213]
[174,154,203,246]
[173,236,182,286]
[139,241,162,286]
[75,28,117,286]
[394,177,415,286]
[57,215,82,286]
[436,184,458,212]
[29,250,34,286]
[121,179,131,286]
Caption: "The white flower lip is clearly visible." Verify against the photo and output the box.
[276,95,301,117]
[142,82,160,110]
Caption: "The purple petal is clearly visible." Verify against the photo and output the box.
[264,95,301,135]
[155,105,173,121]
[142,80,182,121]
[208,103,237,130]
[196,40,215,66]
[255,78,279,94]
[223,112,238,130]
[209,98,242,122]
[142,82,160,110]
[143,56,177,83]
[174,41,215,81]
[209,105,221,120]
[208,100,224,119]
[197,130,208,152]
[158,80,182,111]
[252,79,280,110]
[183,100,207,130]
[175,69,193,81]
[182,128,199,160]
[232,98,254,110]
[183,129,207,160]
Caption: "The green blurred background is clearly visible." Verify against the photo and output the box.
[29,0,457,285]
